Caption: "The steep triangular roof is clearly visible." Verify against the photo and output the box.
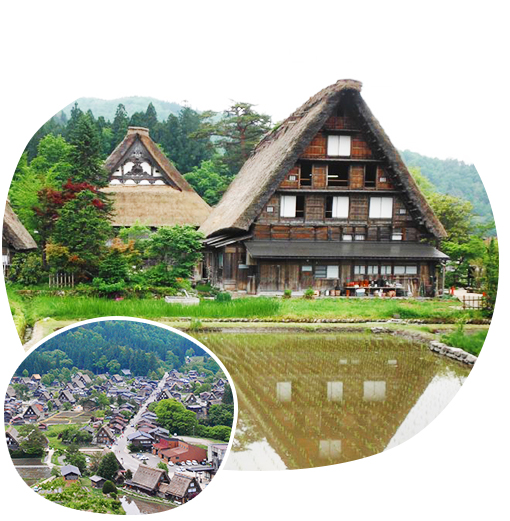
[199,79,446,239]
[2,201,37,250]
[103,127,211,227]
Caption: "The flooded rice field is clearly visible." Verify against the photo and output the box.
[120,495,174,514]
[12,458,52,486]
[194,333,471,470]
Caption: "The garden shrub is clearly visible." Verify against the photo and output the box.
[215,292,232,302]
[8,252,46,285]
[283,289,292,299]
[102,480,117,495]
[303,288,314,300]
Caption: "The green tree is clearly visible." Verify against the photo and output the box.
[194,101,271,176]
[50,190,112,277]
[102,480,117,495]
[111,104,129,150]
[483,238,499,311]
[222,383,233,404]
[184,158,232,205]
[157,461,168,471]
[68,113,109,187]
[207,403,234,427]
[154,399,199,435]
[64,445,87,474]
[97,452,120,481]
[145,225,203,285]
[18,424,47,456]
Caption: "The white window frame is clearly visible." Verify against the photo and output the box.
[327,135,351,156]
[354,234,366,241]
[331,196,349,218]
[369,197,393,219]
[394,266,406,275]
[380,265,392,275]
[367,265,379,275]
[342,234,353,241]
[280,195,297,217]
[354,265,366,275]
[406,265,418,275]
[326,265,339,279]
[392,231,403,241]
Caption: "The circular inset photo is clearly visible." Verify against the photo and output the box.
[5,318,236,514]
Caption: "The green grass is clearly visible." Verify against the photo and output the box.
[19,295,281,321]
[9,291,483,328]
[441,329,487,356]
[6,287,30,340]
[280,297,482,322]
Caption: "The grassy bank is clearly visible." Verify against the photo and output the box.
[6,287,30,340]
[441,328,487,356]
[8,291,485,325]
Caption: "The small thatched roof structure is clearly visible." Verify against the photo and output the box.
[161,473,198,498]
[129,466,168,492]
[103,127,210,228]
[2,201,37,250]
[199,79,446,239]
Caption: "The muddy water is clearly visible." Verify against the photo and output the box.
[194,333,470,470]
[120,495,174,514]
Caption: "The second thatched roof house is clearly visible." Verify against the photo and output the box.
[2,201,37,273]
[103,126,211,228]
[199,79,448,296]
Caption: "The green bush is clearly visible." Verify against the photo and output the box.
[102,480,117,495]
[303,288,315,300]
[8,252,46,285]
[215,292,232,302]
[283,289,292,299]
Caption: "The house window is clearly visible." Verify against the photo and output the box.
[267,206,274,213]
[365,164,377,187]
[302,265,313,272]
[327,163,349,186]
[369,197,393,219]
[380,265,392,275]
[394,266,405,275]
[327,135,351,156]
[327,265,339,279]
[300,164,312,186]
[280,195,305,218]
[288,175,297,181]
[399,208,406,215]
[392,229,403,241]
[406,265,418,275]
[354,234,366,241]
[354,265,366,275]
[342,234,353,241]
[315,266,327,278]
[316,265,338,279]
[218,253,223,268]
[326,196,349,218]
[367,265,378,275]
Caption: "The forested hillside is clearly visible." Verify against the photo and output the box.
[16,321,218,377]
[400,149,493,227]
[61,97,184,122]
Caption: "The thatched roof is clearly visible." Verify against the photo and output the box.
[130,466,168,492]
[162,473,197,498]
[199,79,446,239]
[2,201,37,250]
[103,127,211,228]
[102,186,210,227]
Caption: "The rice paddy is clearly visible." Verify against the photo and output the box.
[193,332,471,470]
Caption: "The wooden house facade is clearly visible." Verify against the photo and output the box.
[200,80,448,296]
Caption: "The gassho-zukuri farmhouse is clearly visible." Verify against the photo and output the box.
[198,79,448,297]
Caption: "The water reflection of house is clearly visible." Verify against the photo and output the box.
[218,335,441,468]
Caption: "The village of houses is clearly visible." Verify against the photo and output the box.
[5,366,229,509]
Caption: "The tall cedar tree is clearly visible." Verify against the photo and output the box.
[484,238,499,311]
[97,452,120,481]
[68,113,109,187]
[112,104,129,150]
[194,101,271,176]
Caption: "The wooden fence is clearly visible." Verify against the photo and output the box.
[462,295,486,310]
[49,272,75,288]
